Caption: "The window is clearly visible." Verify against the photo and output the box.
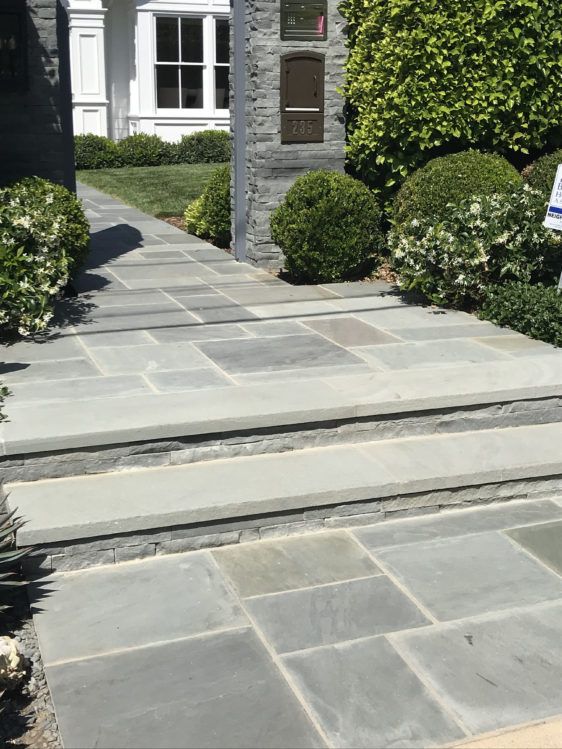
[155,15,229,112]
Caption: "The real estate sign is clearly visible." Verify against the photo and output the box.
[543,163,562,291]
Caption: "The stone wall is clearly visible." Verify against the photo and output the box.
[231,0,347,267]
[0,0,75,189]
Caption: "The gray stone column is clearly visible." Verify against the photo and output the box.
[231,0,347,268]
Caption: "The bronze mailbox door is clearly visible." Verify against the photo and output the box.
[280,52,325,143]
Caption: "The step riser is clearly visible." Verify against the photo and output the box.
[22,474,562,574]
[4,396,562,483]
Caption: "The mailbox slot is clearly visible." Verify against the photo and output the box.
[280,52,324,143]
[281,1,327,41]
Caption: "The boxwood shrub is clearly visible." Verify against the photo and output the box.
[176,130,230,164]
[0,177,90,335]
[74,134,122,170]
[393,151,522,228]
[479,282,562,348]
[270,170,384,283]
[117,134,176,167]
[184,165,231,248]
[523,148,562,200]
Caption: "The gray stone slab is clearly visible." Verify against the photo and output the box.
[356,305,483,330]
[506,520,562,575]
[1,335,85,363]
[283,637,464,748]
[357,340,510,370]
[246,300,340,319]
[319,280,396,298]
[157,234,215,246]
[110,261,203,281]
[303,317,402,346]
[392,602,562,733]
[475,334,559,356]
[171,294,258,323]
[389,323,511,341]
[89,342,210,375]
[0,357,100,384]
[246,575,428,653]
[78,330,155,348]
[376,532,562,620]
[203,261,256,276]
[355,500,562,550]
[148,323,251,343]
[241,321,310,337]
[184,247,236,261]
[214,531,379,597]
[138,250,188,260]
[233,362,372,385]
[9,375,151,404]
[147,368,234,393]
[129,220,181,235]
[82,289,172,308]
[124,273,220,288]
[31,552,246,664]
[71,305,199,333]
[221,284,336,306]
[46,629,323,749]
[197,334,363,374]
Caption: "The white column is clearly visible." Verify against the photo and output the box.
[66,0,109,136]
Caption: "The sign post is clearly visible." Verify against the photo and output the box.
[543,164,562,293]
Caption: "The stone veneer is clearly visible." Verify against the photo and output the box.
[0,0,74,188]
[231,0,347,267]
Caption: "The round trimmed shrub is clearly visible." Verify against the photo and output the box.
[176,130,231,164]
[390,185,562,308]
[184,165,231,248]
[393,151,522,228]
[74,134,122,170]
[117,134,176,167]
[523,148,562,200]
[270,170,384,283]
[0,177,90,335]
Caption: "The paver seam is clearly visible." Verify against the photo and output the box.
[139,373,160,395]
[500,530,562,579]
[69,330,107,375]
[206,552,333,749]
[239,571,385,601]
[449,713,562,748]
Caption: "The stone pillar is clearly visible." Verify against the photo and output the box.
[231,0,347,268]
[66,0,108,136]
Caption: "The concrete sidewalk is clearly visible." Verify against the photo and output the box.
[31,497,562,748]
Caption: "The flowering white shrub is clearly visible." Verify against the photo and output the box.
[0,178,89,336]
[389,185,562,307]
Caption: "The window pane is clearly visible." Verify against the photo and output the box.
[215,66,229,109]
[156,17,178,62]
[181,18,203,63]
[181,66,203,108]
[156,65,179,108]
[215,19,229,64]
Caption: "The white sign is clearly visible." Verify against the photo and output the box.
[544,163,562,230]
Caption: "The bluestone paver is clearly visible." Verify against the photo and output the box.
[386,323,513,341]
[283,637,464,748]
[89,342,211,375]
[0,357,101,384]
[146,368,234,393]
[303,317,402,346]
[246,575,429,653]
[375,532,562,620]
[358,339,509,370]
[506,520,562,575]
[46,629,324,749]
[213,532,379,597]
[392,601,562,734]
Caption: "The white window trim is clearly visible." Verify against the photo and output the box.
[152,11,229,119]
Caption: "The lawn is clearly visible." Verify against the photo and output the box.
[76,163,220,218]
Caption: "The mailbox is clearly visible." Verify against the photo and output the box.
[280,52,324,144]
[281,1,327,41]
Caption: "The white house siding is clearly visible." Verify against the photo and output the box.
[66,0,230,141]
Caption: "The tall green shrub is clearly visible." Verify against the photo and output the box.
[75,134,122,170]
[176,130,231,164]
[342,0,562,194]
[523,148,562,200]
[184,165,231,248]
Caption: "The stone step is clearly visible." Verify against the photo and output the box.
[10,422,562,572]
[2,356,562,482]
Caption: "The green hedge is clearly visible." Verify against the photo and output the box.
[184,165,231,248]
[75,134,122,170]
[393,151,522,227]
[342,0,562,195]
[117,134,176,167]
[523,148,562,200]
[0,177,90,335]
[176,130,231,164]
[479,282,562,347]
[270,170,384,283]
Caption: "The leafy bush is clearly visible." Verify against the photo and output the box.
[393,151,522,227]
[270,170,384,283]
[74,134,122,170]
[479,282,562,347]
[390,186,562,307]
[0,177,90,335]
[184,165,231,248]
[0,385,8,423]
[342,0,562,195]
[117,134,176,167]
[523,148,562,200]
[176,130,230,164]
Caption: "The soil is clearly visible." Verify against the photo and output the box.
[160,215,185,231]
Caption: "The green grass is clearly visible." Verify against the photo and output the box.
[76,163,220,217]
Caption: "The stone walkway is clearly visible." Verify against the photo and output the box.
[30,497,562,748]
[1,183,560,459]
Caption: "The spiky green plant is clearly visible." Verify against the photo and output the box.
[0,493,29,604]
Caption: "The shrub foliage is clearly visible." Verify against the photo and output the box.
[393,151,522,227]
[390,186,562,307]
[342,0,562,193]
[74,134,122,170]
[479,282,562,347]
[523,148,562,200]
[176,130,231,164]
[270,170,384,283]
[117,134,176,167]
[184,165,231,248]
[0,178,90,335]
